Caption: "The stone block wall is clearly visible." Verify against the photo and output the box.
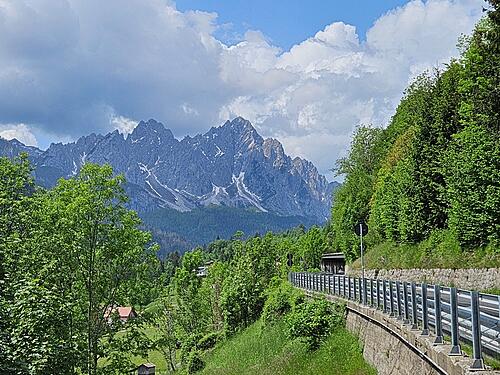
[346,268,500,291]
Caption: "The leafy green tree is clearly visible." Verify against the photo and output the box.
[444,124,500,247]
[151,297,179,372]
[331,126,383,261]
[286,298,345,351]
[172,249,211,335]
[31,163,157,374]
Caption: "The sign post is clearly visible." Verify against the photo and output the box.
[354,222,368,280]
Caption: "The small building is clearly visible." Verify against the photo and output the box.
[138,363,155,375]
[320,252,346,274]
[104,306,137,324]
[196,260,214,277]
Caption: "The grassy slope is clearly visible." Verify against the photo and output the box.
[201,319,376,375]
[352,236,500,271]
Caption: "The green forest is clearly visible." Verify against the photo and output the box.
[330,5,500,268]
[1,2,499,374]
[142,206,317,257]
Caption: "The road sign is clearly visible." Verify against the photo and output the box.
[287,253,293,267]
[354,222,368,236]
[354,222,368,279]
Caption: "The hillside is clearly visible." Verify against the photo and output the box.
[330,14,500,266]
[142,206,317,257]
[200,318,375,375]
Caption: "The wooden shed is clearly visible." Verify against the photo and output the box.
[320,252,345,274]
[138,363,155,375]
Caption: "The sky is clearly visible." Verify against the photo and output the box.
[0,0,484,180]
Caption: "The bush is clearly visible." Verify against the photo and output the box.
[262,280,304,325]
[180,333,203,365]
[187,350,205,374]
[197,331,221,351]
[286,298,345,351]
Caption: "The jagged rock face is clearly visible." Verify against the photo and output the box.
[0,117,337,221]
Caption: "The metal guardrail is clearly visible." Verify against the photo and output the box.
[289,272,500,371]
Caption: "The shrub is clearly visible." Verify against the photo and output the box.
[197,331,221,351]
[262,280,304,325]
[180,333,203,365]
[187,350,205,374]
[286,298,345,351]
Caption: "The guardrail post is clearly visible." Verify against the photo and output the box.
[383,280,388,313]
[403,282,410,324]
[433,285,444,344]
[363,278,368,305]
[343,276,347,297]
[348,277,352,300]
[376,279,381,309]
[353,278,358,301]
[421,283,429,336]
[370,279,374,306]
[449,287,461,355]
[358,277,362,304]
[389,281,396,317]
[411,282,418,329]
[470,291,484,370]
[396,281,403,320]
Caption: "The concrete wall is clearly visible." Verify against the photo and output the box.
[346,268,500,291]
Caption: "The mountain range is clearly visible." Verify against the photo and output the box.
[0,117,338,255]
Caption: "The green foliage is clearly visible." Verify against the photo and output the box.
[353,229,500,270]
[220,254,266,334]
[187,350,205,374]
[331,126,384,261]
[0,159,159,374]
[445,124,500,248]
[332,13,500,265]
[200,316,375,375]
[197,332,221,351]
[180,332,203,365]
[285,298,345,351]
[262,280,304,325]
[173,249,212,336]
[142,205,317,256]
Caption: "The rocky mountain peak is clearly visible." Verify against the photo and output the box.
[129,119,175,144]
[1,117,336,222]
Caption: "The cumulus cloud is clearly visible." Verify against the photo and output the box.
[0,123,38,146]
[0,0,483,177]
[110,115,138,134]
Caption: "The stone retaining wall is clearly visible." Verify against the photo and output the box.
[306,290,500,375]
[346,268,500,291]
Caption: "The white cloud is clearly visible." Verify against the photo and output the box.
[0,123,38,146]
[217,0,482,175]
[110,115,138,134]
[0,0,484,177]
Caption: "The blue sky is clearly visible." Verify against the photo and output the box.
[176,0,409,49]
[0,0,484,179]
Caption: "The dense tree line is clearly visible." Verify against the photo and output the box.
[331,4,500,262]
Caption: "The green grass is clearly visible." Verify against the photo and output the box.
[482,288,500,296]
[459,341,500,370]
[351,233,500,270]
[200,318,376,375]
